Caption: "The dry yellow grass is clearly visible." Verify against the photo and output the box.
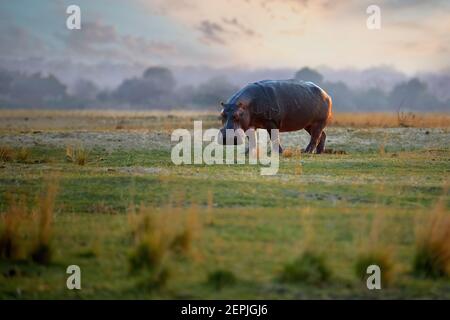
[282,147,302,158]
[127,199,202,288]
[0,145,14,162]
[16,147,30,163]
[332,112,450,128]
[352,210,396,287]
[0,110,448,132]
[0,109,216,119]
[0,179,58,263]
[413,196,450,278]
[128,200,201,270]
[0,195,27,260]
[66,144,88,165]
[30,180,58,264]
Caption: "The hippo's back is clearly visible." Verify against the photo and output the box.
[244,80,331,131]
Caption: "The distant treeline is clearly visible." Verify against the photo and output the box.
[0,66,448,112]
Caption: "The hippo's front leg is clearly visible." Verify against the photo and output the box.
[267,126,283,154]
[245,128,258,159]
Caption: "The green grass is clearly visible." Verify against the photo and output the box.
[0,126,449,299]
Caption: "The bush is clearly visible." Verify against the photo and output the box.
[30,182,58,265]
[206,270,237,290]
[354,249,394,287]
[129,235,167,273]
[0,208,22,260]
[170,229,192,255]
[279,251,331,285]
[0,181,58,264]
[66,145,88,165]
[136,268,171,291]
[30,243,52,265]
[128,203,200,289]
[0,145,13,162]
[16,148,30,163]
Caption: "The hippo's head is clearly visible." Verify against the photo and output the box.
[218,101,250,145]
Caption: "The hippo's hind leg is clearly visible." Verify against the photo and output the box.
[304,122,325,154]
[316,131,326,154]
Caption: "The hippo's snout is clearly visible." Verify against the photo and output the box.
[218,128,240,145]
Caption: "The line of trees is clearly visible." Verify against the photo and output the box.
[294,68,448,112]
[0,66,448,111]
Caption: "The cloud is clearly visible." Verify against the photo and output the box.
[139,0,450,71]
[0,0,449,73]
[222,18,257,37]
[121,35,176,56]
[196,18,258,45]
[382,0,450,9]
[197,20,226,45]
[62,21,118,55]
[0,25,48,58]
[58,20,177,63]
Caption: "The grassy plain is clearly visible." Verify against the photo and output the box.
[0,110,449,299]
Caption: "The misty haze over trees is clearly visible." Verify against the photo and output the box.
[0,65,449,112]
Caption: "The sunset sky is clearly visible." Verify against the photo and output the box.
[1,0,449,74]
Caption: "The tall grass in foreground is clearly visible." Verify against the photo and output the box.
[0,180,58,264]
[206,190,214,226]
[206,269,237,291]
[354,211,395,287]
[413,197,450,278]
[354,250,394,287]
[0,196,26,260]
[30,182,58,264]
[278,207,332,285]
[279,251,331,285]
[127,201,200,289]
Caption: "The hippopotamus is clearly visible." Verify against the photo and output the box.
[219,79,333,154]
